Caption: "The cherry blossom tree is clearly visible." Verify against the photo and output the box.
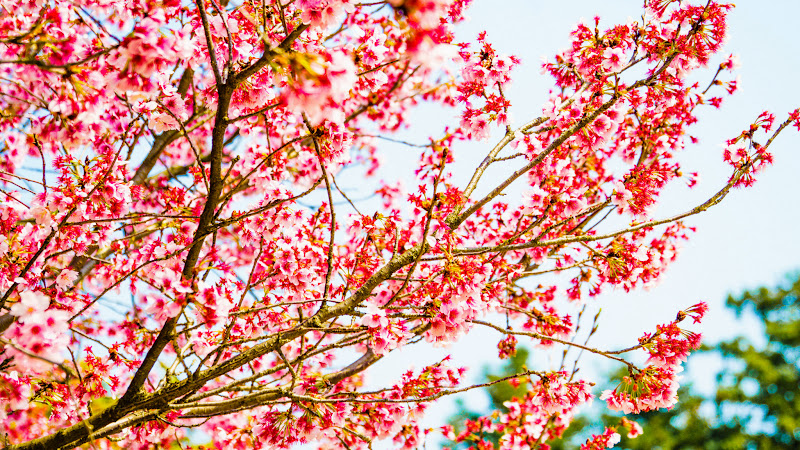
[0,0,797,448]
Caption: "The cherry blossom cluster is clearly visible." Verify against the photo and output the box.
[457,32,519,140]
[0,0,795,448]
[447,371,593,449]
[5,291,69,372]
[581,427,621,450]
[579,418,651,450]
[600,302,707,414]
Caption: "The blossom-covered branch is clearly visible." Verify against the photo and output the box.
[0,0,798,449]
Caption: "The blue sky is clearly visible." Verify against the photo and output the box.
[359,0,800,445]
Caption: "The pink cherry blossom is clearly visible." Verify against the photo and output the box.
[602,46,627,72]
[9,291,50,317]
[55,269,78,291]
[360,302,389,328]
[0,0,794,448]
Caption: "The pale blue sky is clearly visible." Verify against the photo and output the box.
[358,1,800,446]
